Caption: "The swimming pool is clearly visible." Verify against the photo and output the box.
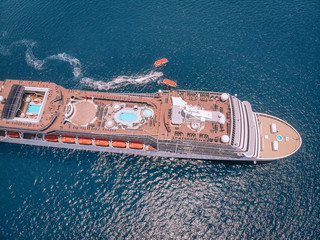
[120,112,135,121]
[143,109,153,118]
[27,104,41,114]
[276,135,283,141]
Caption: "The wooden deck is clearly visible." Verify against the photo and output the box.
[257,114,301,159]
[0,79,303,161]
[0,79,231,145]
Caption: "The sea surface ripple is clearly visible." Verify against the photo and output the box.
[0,0,319,239]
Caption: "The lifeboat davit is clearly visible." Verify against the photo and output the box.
[78,137,92,145]
[45,135,59,142]
[154,58,168,67]
[95,139,109,147]
[163,79,177,88]
[61,136,76,144]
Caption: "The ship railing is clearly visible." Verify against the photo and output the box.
[157,139,241,157]
[116,92,158,98]
[242,101,259,158]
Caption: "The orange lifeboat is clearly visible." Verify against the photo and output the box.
[95,139,109,147]
[129,142,144,149]
[7,131,20,138]
[163,79,177,88]
[78,137,92,145]
[112,140,127,148]
[45,135,59,142]
[154,58,168,67]
[147,145,156,151]
[61,136,76,144]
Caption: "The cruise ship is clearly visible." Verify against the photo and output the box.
[0,79,302,163]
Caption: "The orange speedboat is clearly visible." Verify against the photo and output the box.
[154,58,168,67]
[163,78,177,88]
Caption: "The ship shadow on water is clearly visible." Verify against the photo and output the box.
[0,141,277,167]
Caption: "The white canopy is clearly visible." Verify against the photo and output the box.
[171,97,226,125]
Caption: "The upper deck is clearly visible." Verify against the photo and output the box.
[0,79,232,145]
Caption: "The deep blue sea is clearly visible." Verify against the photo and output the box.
[0,0,319,239]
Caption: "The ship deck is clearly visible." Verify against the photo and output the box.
[257,113,301,160]
[0,79,232,145]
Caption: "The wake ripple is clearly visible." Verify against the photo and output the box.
[0,31,163,90]
[0,35,82,78]
[81,71,163,91]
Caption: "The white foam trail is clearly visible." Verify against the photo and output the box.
[25,45,82,77]
[24,40,46,70]
[48,53,82,78]
[0,34,82,78]
[1,31,163,90]
[81,71,163,90]
[0,31,11,55]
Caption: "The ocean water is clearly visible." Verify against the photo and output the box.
[0,0,319,239]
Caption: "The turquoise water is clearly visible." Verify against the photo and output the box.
[276,135,283,141]
[0,0,319,239]
[120,112,135,121]
[26,104,41,113]
[143,109,152,117]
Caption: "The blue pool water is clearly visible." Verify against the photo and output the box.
[26,104,41,113]
[143,109,152,118]
[0,0,319,239]
[120,112,135,121]
[277,135,283,141]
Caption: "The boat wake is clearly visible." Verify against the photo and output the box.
[0,31,163,90]
[81,71,163,91]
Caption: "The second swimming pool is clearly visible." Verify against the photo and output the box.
[27,104,41,114]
